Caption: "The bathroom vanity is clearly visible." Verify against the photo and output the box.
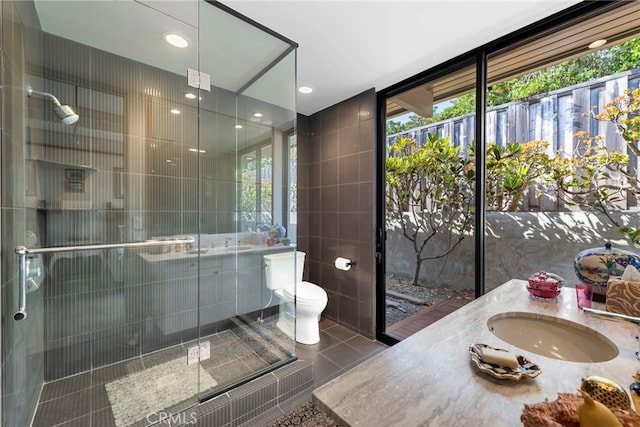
[313,280,640,426]
[138,245,293,334]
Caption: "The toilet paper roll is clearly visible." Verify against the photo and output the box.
[335,257,352,271]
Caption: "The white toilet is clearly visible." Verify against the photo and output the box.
[264,251,328,345]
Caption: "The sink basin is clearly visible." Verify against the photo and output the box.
[487,312,618,362]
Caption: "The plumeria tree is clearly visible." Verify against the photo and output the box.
[386,134,475,285]
[387,131,629,286]
[478,140,556,212]
[585,88,640,245]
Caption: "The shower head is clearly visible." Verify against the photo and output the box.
[27,86,79,125]
[53,104,79,125]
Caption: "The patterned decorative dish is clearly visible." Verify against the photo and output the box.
[469,343,542,380]
[574,242,640,296]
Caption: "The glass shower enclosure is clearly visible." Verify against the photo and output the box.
[1,1,297,426]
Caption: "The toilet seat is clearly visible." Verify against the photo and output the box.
[284,281,327,303]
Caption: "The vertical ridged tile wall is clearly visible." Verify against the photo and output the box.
[1,1,45,426]
[34,30,241,380]
[297,90,376,338]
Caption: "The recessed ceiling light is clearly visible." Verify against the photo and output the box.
[588,39,607,49]
[170,109,181,115]
[185,92,197,99]
[163,33,189,48]
[188,148,206,153]
[253,112,263,118]
[298,86,314,94]
[235,124,243,129]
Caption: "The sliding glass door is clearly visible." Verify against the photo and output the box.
[379,64,477,342]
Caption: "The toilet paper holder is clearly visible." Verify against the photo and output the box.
[335,257,355,271]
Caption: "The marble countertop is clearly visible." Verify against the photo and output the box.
[137,244,292,263]
[313,279,640,426]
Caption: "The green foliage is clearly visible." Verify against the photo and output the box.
[387,129,631,283]
[431,94,477,123]
[386,134,475,285]
[592,88,640,156]
[552,135,630,214]
[587,87,640,245]
[241,162,272,219]
[387,120,405,135]
[620,226,640,248]
[474,141,552,211]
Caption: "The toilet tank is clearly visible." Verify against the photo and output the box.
[264,251,305,290]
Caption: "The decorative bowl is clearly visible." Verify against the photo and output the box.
[529,271,564,286]
[269,224,286,241]
[527,273,560,288]
[574,242,640,294]
[526,284,561,300]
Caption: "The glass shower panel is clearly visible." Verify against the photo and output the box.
[3,0,297,424]
[15,1,205,425]
[197,4,297,400]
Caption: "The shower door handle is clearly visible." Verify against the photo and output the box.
[13,237,195,255]
[11,237,196,320]
[14,246,28,320]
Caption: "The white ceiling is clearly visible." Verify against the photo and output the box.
[34,0,583,117]
[223,0,582,116]
[34,0,295,112]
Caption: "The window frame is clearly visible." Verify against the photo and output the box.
[375,0,633,344]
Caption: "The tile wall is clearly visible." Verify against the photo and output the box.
[1,1,45,426]
[297,89,377,338]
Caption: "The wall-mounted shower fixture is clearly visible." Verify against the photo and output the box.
[27,86,79,125]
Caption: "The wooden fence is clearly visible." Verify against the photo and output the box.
[387,68,640,211]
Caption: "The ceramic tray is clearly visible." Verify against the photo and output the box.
[469,343,542,380]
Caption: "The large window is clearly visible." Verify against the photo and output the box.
[485,5,640,292]
[378,1,640,342]
[285,132,297,241]
[240,142,272,231]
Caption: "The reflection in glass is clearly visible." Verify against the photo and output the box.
[2,0,297,425]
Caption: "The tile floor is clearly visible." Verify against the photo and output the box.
[30,317,386,426]
[32,316,290,427]
[296,318,387,389]
[256,318,388,426]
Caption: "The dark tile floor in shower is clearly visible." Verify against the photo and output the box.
[31,317,386,427]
